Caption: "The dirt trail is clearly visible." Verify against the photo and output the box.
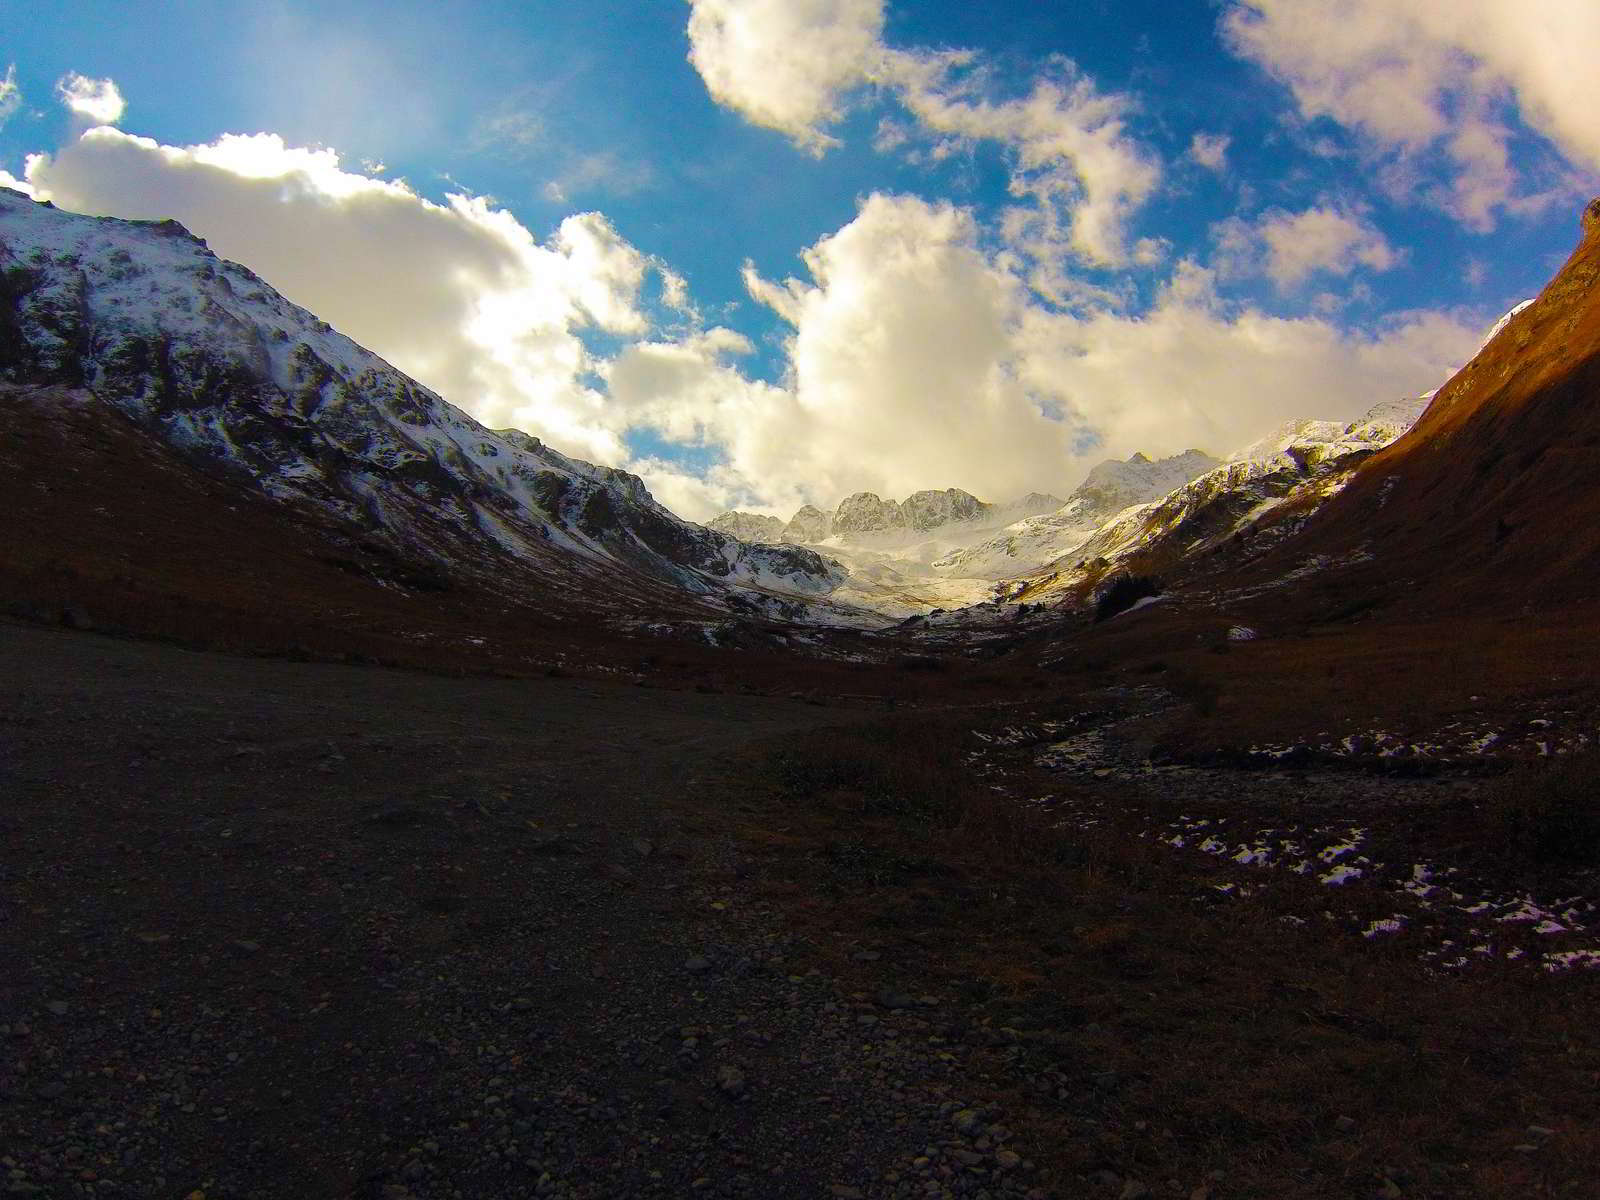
[0,623,1056,1200]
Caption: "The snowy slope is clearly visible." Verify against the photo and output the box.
[0,189,856,621]
[707,488,1063,615]
[932,450,1220,579]
[1010,395,1437,601]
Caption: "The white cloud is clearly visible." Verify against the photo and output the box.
[56,72,125,125]
[885,50,1160,272]
[14,122,1482,526]
[685,0,886,155]
[1214,202,1400,289]
[543,151,657,205]
[618,193,1479,518]
[469,109,545,157]
[0,65,20,130]
[684,0,1160,268]
[18,127,668,468]
[1189,132,1230,171]
[1221,0,1599,228]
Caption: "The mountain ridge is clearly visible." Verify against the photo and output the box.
[0,188,867,628]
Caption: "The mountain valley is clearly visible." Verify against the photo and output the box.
[6,185,1600,1200]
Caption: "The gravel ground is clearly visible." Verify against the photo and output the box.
[0,623,1058,1199]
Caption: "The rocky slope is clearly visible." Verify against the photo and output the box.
[0,188,857,624]
[1223,199,1600,617]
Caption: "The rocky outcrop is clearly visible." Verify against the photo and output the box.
[901,488,989,530]
[781,504,833,544]
[707,511,786,543]
[832,492,906,534]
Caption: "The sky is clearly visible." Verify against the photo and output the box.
[1,0,1596,520]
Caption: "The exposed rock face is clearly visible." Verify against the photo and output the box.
[833,492,906,533]
[707,511,786,543]
[902,488,989,530]
[781,504,833,544]
[0,188,846,615]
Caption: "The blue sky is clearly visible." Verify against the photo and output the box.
[2,1,1596,517]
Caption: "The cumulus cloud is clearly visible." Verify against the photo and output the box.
[684,0,1159,268]
[885,51,1160,272]
[1221,0,1599,228]
[18,127,671,467]
[1214,202,1400,289]
[616,194,1480,517]
[686,0,886,155]
[56,72,125,125]
[1189,132,1230,171]
[15,122,1482,524]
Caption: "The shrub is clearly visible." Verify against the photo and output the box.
[1093,574,1161,623]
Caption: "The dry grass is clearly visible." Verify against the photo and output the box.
[721,715,1600,1198]
[1484,755,1600,868]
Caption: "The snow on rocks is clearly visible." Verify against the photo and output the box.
[965,693,1600,975]
[0,188,856,622]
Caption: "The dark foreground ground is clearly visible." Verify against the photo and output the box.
[3,622,1598,1199]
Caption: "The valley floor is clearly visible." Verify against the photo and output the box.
[2,623,1596,1198]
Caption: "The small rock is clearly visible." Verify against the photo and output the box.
[994,1150,1021,1171]
[45,1001,68,1016]
[830,1188,865,1199]
[1120,1181,1150,1200]
[1528,1125,1557,1137]
[231,940,261,955]
[1378,1179,1403,1198]
[876,990,914,1010]
[715,1065,746,1098]
[851,950,881,962]
[632,838,655,857]
[685,957,712,974]
[1334,1115,1357,1133]
[952,1108,984,1136]
[36,1081,68,1100]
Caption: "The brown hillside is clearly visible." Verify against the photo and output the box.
[1263,197,1600,615]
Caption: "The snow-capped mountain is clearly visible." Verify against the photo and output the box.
[1007,395,1439,603]
[932,449,1220,579]
[1226,398,1430,470]
[709,488,1065,616]
[0,189,855,622]
[1066,450,1222,526]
